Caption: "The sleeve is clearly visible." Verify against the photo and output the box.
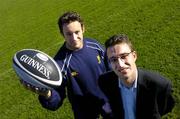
[38,79,66,111]
[96,42,111,72]
[158,79,175,116]
[104,50,112,71]
[38,46,67,111]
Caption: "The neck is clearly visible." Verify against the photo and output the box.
[120,68,137,88]
[121,79,134,88]
[65,43,83,51]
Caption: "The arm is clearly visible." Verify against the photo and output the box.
[104,50,112,71]
[158,81,175,115]
[38,80,66,111]
[20,79,66,111]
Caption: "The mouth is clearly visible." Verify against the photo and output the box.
[71,39,81,44]
[118,67,129,74]
[71,40,78,44]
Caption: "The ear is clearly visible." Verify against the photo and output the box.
[82,25,85,33]
[132,51,137,61]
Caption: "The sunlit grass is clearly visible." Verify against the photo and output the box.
[0,0,179,118]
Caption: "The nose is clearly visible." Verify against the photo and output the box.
[71,33,77,40]
[117,58,125,67]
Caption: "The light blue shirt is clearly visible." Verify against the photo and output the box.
[119,72,138,119]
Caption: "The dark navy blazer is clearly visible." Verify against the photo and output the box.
[99,68,175,119]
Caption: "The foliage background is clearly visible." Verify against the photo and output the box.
[0,0,179,118]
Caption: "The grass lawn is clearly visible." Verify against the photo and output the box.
[0,0,179,118]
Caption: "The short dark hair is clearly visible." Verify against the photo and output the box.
[105,34,135,51]
[58,11,84,35]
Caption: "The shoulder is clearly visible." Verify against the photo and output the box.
[138,68,171,88]
[84,38,105,51]
[100,71,117,79]
[98,71,119,92]
[54,43,70,61]
[85,38,100,44]
[99,71,118,84]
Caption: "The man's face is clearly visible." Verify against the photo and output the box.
[107,43,137,80]
[62,21,84,50]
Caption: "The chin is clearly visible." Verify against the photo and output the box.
[118,73,128,80]
[74,45,82,49]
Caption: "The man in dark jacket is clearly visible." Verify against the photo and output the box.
[99,34,175,119]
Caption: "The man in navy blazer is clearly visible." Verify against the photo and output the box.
[99,34,175,119]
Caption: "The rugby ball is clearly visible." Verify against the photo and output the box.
[13,49,62,89]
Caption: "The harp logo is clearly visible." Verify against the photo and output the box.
[97,55,101,64]
[71,71,78,77]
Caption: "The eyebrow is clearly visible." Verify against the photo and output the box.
[109,51,132,58]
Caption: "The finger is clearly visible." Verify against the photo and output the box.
[40,88,48,93]
[20,79,26,86]
[20,80,29,88]
[19,80,49,96]
[23,82,35,92]
[22,82,30,89]
[29,85,37,92]
[35,87,39,93]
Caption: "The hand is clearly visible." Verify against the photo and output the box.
[20,80,51,99]
[102,102,112,114]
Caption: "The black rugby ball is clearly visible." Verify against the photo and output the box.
[13,49,62,89]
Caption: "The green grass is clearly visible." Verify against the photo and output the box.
[0,0,179,118]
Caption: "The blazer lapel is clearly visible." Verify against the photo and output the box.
[111,77,124,118]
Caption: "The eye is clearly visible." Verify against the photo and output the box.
[75,31,80,34]
[65,32,72,36]
[120,52,132,59]
[109,57,118,63]
[120,54,128,59]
